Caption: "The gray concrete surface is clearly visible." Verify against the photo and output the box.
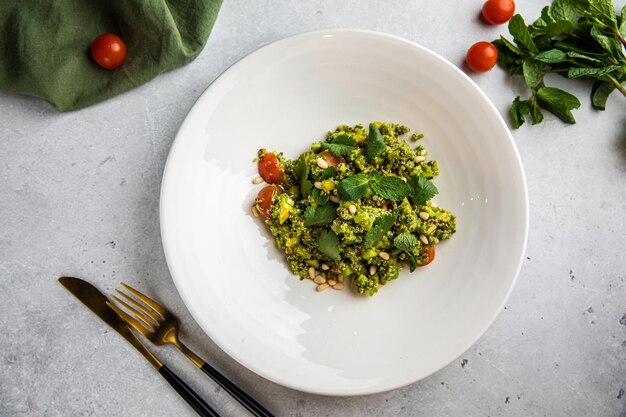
[1,1,625,416]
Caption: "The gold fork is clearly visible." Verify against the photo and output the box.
[108,283,275,417]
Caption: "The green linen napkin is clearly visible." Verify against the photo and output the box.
[0,0,222,111]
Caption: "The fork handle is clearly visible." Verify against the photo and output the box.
[158,365,221,417]
[201,363,275,417]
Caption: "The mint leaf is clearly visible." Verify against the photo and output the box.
[587,0,617,27]
[568,65,622,78]
[337,174,369,201]
[394,233,417,252]
[311,189,329,206]
[551,0,578,24]
[536,86,581,124]
[522,59,544,87]
[296,153,312,197]
[591,80,615,110]
[509,14,539,53]
[320,133,356,156]
[498,35,525,56]
[408,175,439,204]
[565,51,603,64]
[369,173,412,201]
[364,213,397,248]
[590,26,623,59]
[366,123,386,160]
[545,20,575,36]
[511,96,533,128]
[319,167,337,181]
[303,205,337,227]
[534,49,568,63]
[620,4,626,36]
[317,230,340,261]
[541,5,556,25]
[554,41,604,56]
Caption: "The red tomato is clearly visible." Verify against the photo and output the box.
[466,42,498,72]
[91,33,127,69]
[318,150,344,167]
[416,246,435,267]
[255,185,282,219]
[258,152,284,184]
[482,0,515,25]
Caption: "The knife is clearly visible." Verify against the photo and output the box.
[58,277,221,417]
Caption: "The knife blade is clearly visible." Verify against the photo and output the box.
[58,276,162,367]
[58,276,220,417]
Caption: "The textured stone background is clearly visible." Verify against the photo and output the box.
[1,1,625,416]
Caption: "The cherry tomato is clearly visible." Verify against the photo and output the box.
[255,185,282,219]
[258,152,284,184]
[466,42,498,72]
[91,33,127,69]
[482,0,515,25]
[416,245,436,267]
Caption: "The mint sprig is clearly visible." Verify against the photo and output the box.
[369,173,412,201]
[492,0,626,127]
[311,189,329,206]
[295,153,313,197]
[337,174,369,201]
[303,205,336,227]
[317,230,340,261]
[366,123,386,159]
[364,213,397,248]
[338,173,414,201]
[320,133,356,156]
[394,233,417,252]
[318,167,337,181]
[408,174,439,205]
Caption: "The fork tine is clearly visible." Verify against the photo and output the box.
[106,300,153,337]
[120,282,167,316]
[115,289,161,323]
[111,295,155,331]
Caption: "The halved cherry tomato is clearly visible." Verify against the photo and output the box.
[417,245,436,267]
[318,150,344,167]
[466,41,498,72]
[258,152,284,184]
[482,0,515,25]
[255,185,282,219]
[91,33,127,69]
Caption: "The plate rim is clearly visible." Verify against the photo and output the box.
[159,28,530,396]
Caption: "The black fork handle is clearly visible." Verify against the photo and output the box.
[158,365,221,417]
[201,363,275,417]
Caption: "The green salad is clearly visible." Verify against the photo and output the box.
[253,122,457,295]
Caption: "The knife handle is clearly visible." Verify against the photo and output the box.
[200,363,275,417]
[158,365,221,417]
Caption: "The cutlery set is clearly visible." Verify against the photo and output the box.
[58,277,274,417]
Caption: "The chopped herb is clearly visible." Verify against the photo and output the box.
[296,153,313,197]
[408,174,439,205]
[364,213,397,248]
[317,230,340,261]
[320,133,357,156]
[311,189,329,206]
[337,174,369,201]
[394,233,418,252]
[369,173,413,201]
[318,167,337,181]
[303,205,336,227]
[366,123,386,159]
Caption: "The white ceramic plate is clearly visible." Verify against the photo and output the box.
[160,30,528,396]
